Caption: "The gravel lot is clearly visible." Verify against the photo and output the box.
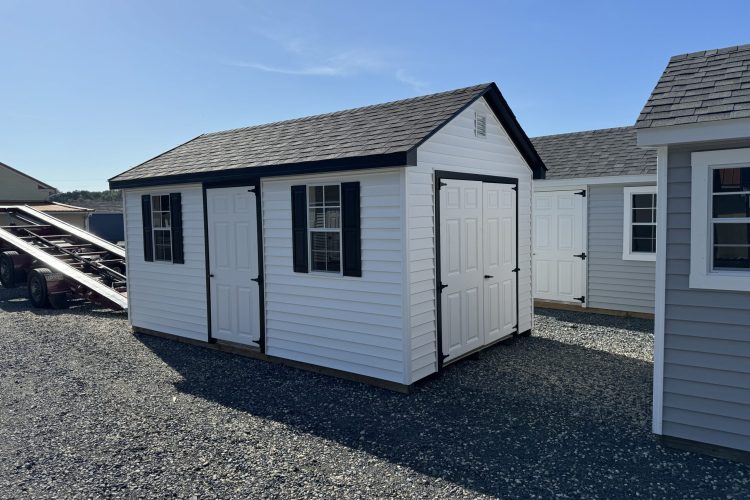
[0,287,748,499]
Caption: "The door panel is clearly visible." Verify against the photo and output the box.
[533,190,585,303]
[207,186,260,345]
[440,179,517,363]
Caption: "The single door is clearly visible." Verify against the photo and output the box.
[207,186,261,345]
[532,190,586,303]
[483,183,517,342]
[440,179,518,363]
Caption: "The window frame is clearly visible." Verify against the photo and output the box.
[622,185,657,261]
[151,193,173,263]
[306,183,342,274]
[690,148,750,291]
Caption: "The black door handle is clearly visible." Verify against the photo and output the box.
[484,275,493,279]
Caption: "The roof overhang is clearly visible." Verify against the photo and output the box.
[636,117,750,147]
[109,151,414,189]
[534,174,656,190]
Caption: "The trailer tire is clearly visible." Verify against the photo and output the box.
[28,268,54,308]
[1,251,28,288]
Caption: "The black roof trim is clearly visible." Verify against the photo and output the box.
[109,152,412,189]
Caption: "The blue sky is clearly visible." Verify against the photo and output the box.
[1,0,749,191]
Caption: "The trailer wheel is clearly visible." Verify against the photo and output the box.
[1,251,28,288]
[28,268,53,308]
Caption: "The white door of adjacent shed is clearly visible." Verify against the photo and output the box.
[532,190,586,304]
[207,186,261,346]
[440,179,517,363]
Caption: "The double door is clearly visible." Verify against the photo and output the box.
[439,179,517,363]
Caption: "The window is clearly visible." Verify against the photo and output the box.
[690,148,750,292]
[623,186,657,261]
[308,185,341,273]
[152,194,172,262]
[711,167,750,269]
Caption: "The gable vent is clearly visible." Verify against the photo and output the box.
[474,112,487,137]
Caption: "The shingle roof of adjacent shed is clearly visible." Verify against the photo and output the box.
[531,127,656,179]
[111,84,499,183]
[636,44,750,128]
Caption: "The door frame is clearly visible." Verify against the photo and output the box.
[434,170,519,371]
[202,178,266,352]
[532,184,588,306]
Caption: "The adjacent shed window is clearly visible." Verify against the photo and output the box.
[623,186,657,261]
[151,194,173,262]
[712,167,750,269]
[308,185,341,273]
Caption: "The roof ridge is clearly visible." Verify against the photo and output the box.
[0,161,57,191]
[531,125,634,140]
[200,83,493,137]
[669,43,750,62]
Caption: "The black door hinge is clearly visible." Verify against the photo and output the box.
[251,275,263,284]
[573,252,587,260]
[575,190,586,197]
[439,181,448,188]
[440,352,450,362]
[574,295,585,303]
[511,185,518,191]
[439,282,448,293]
[512,267,520,273]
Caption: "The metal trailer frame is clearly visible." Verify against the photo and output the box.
[0,205,127,310]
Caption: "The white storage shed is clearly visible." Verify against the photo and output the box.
[109,83,546,391]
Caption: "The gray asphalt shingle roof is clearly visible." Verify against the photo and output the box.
[111,84,503,184]
[531,127,656,179]
[636,44,750,128]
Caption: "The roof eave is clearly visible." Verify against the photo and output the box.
[109,151,414,189]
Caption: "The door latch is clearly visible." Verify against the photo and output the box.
[573,252,587,260]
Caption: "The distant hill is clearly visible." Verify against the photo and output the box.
[50,190,123,212]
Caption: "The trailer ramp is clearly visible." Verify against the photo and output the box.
[0,205,127,310]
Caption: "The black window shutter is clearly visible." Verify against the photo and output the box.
[341,182,361,277]
[170,192,184,264]
[141,195,154,262]
[291,185,308,273]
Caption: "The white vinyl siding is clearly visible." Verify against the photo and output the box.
[407,97,534,383]
[123,184,208,341]
[262,169,406,384]
[661,143,750,453]
[587,184,656,314]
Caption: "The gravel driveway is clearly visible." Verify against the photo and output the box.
[0,287,748,498]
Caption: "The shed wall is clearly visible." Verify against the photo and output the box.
[587,184,655,313]
[409,97,534,383]
[661,142,750,452]
[123,184,208,341]
[261,169,407,384]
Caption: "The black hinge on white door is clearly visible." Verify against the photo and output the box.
[574,296,586,303]
[574,252,587,260]
[574,190,586,197]
[439,282,448,293]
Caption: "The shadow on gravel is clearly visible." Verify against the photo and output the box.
[0,287,125,319]
[138,332,747,498]
[535,307,654,333]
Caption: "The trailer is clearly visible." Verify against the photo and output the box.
[0,205,127,310]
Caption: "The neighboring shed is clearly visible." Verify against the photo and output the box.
[109,83,546,390]
[637,43,750,462]
[531,127,657,316]
[64,199,125,243]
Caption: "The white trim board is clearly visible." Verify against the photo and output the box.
[690,148,750,292]
[637,117,750,147]
[622,185,657,262]
[652,146,668,435]
[533,174,655,190]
